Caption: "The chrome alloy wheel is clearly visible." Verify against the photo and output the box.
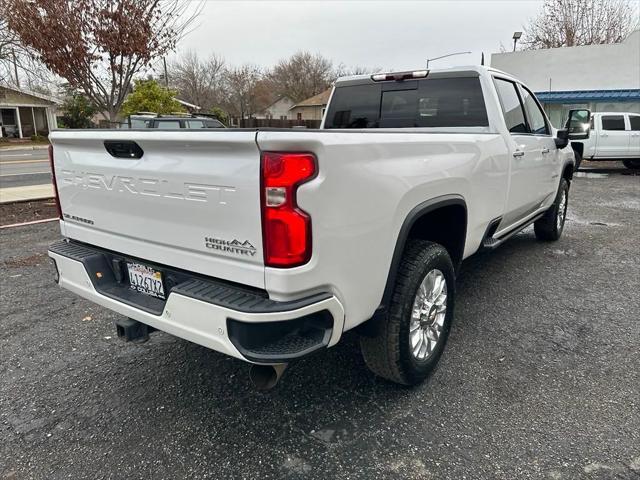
[409,269,447,361]
[557,188,567,230]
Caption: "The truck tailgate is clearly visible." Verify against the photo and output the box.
[49,130,265,288]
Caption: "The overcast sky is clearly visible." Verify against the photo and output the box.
[173,0,544,71]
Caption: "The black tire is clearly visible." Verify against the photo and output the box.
[622,159,640,170]
[360,240,455,385]
[574,151,582,171]
[534,178,569,241]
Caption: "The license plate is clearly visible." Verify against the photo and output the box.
[127,262,165,300]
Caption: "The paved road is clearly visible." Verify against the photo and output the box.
[1,170,639,479]
[0,150,50,188]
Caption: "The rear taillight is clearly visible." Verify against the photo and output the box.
[261,152,316,267]
[48,144,62,219]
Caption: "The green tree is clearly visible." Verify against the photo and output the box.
[208,106,228,125]
[59,94,96,128]
[121,79,185,116]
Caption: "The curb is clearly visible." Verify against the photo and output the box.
[0,145,50,152]
[0,195,55,205]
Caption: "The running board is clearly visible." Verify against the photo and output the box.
[481,212,545,250]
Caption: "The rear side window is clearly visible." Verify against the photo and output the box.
[186,120,205,129]
[324,77,488,128]
[601,115,625,131]
[155,121,181,129]
[629,116,640,131]
[493,78,528,134]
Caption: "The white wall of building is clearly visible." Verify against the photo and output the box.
[491,30,640,92]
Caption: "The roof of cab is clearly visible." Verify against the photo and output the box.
[334,65,494,87]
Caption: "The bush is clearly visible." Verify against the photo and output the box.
[30,134,49,143]
[0,136,9,144]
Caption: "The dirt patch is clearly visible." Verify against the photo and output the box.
[2,252,47,267]
[0,199,58,226]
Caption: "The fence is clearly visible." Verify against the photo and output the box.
[234,118,321,129]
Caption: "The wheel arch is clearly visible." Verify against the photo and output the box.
[359,195,467,336]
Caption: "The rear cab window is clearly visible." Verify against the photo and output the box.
[324,76,489,129]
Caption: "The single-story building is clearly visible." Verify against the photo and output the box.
[289,88,332,121]
[255,96,295,120]
[0,85,61,138]
[491,30,640,127]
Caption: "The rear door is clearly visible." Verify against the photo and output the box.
[50,130,265,288]
[597,114,630,158]
[493,77,545,228]
[519,84,557,201]
[628,114,640,156]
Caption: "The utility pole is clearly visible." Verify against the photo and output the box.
[12,48,20,88]
[163,57,169,87]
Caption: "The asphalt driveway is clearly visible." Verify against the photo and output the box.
[1,167,639,479]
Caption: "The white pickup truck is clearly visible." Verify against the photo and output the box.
[47,66,590,388]
[577,112,640,169]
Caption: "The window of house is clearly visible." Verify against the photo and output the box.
[297,113,302,121]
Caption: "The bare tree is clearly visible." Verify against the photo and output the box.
[268,51,333,102]
[522,0,638,49]
[3,0,201,121]
[333,64,383,80]
[0,16,53,89]
[169,50,225,110]
[223,64,263,121]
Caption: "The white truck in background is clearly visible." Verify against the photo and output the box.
[575,112,640,169]
[47,66,590,389]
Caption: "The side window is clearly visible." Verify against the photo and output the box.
[186,120,205,129]
[493,78,528,134]
[520,86,549,135]
[629,116,640,131]
[155,120,181,129]
[601,115,625,131]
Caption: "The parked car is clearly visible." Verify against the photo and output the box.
[47,66,589,389]
[125,113,226,129]
[577,112,640,169]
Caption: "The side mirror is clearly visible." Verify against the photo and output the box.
[565,109,591,140]
[555,128,569,149]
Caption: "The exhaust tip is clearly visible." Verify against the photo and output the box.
[249,364,288,391]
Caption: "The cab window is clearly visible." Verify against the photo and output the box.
[493,78,528,134]
[520,86,549,135]
[601,115,625,131]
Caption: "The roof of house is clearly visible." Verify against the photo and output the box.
[534,89,640,103]
[290,88,332,109]
[0,84,62,105]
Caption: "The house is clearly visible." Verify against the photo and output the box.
[255,96,295,120]
[491,30,640,127]
[0,85,61,138]
[289,88,333,121]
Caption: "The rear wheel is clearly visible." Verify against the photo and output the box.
[360,240,455,385]
[534,178,569,241]
[622,159,640,169]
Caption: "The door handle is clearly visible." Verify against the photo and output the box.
[541,148,550,154]
[513,150,525,157]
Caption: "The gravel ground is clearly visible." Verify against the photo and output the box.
[1,169,639,480]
